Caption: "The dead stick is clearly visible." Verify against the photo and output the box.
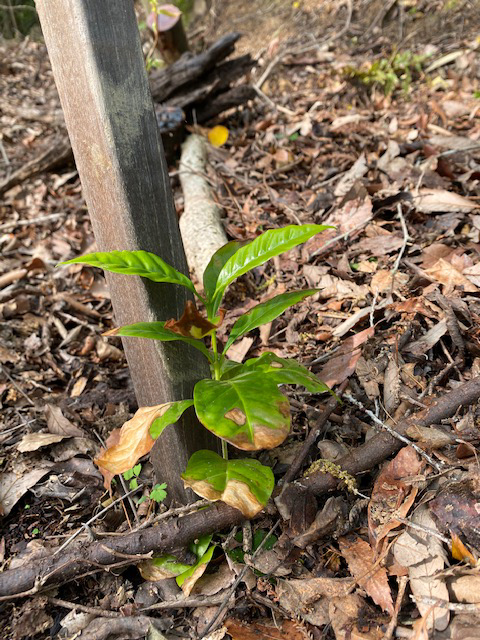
[0,503,243,599]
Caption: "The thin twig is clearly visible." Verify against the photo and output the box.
[344,394,443,472]
[0,212,67,232]
[383,576,408,640]
[200,520,282,638]
[47,596,121,617]
[410,595,480,613]
[53,484,144,556]
[392,203,410,275]
[0,364,35,406]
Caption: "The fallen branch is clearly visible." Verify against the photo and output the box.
[275,376,480,518]
[179,134,228,281]
[0,503,243,600]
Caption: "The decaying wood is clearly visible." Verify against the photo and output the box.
[179,134,228,281]
[0,136,73,195]
[149,32,241,102]
[0,503,243,599]
[1,378,478,599]
[0,33,254,195]
[36,0,216,503]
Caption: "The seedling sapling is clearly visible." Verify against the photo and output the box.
[62,224,333,519]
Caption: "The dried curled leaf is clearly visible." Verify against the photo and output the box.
[182,450,274,518]
[95,402,192,485]
[164,300,223,338]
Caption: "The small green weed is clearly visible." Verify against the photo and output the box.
[344,50,428,96]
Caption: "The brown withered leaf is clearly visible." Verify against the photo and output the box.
[429,475,480,552]
[368,447,425,552]
[425,259,477,295]
[317,327,374,387]
[165,300,223,338]
[95,404,177,485]
[414,189,478,214]
[17,433,67,452]
[45,404,84,437]
[394,505,449,631]
[329,593,387,640]
[226,618,309,640]
[277,577,353,627]
[339,535,394,615]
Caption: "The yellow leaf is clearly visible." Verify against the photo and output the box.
[451,533,476,566]
[208,125,229,147]
[95,404,175,485]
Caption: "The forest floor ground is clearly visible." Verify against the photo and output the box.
[1,1,480,639]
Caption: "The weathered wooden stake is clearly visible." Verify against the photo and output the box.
[36,0,216,502]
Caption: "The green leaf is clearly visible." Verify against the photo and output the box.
[182,450,274,517]
[203,241,244,306]
[123,468,135,481]
[194,374,290,451]
[107,321,213,362]
[150,399,194,439]
[61,250,198,296]
[224,352,333,396]
[151,554,192,578]
[223,289,318,354]
[211,225,332,313]
[189,534,213,559]
[150,483,168,502]
[133,464,142,476]
[176,544,215,593]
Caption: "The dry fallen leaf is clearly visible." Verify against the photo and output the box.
[339,535,394,615]
[17,433,68,452]
[317,327,374,387]
[368,447,425,552]
[394,505,450,631]
[0,467,52,516]
[329,593,386,640]
[225,618,309,640]
[414,189,478,214]
[425,258,477,295]
[45,404,84,437]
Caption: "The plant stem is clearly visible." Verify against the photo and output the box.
[211,332,221,381]
[221,439,228,461]
[211,331,228,460]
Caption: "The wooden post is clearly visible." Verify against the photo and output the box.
[36,0,216,503]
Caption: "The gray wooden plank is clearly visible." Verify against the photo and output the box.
[36,0,217,502]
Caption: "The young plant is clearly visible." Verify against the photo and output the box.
[62,224,332,519]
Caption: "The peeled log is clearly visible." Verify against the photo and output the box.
[179,134,228,283]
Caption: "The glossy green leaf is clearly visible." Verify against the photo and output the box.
[150,399,194,439]
[211,225,332,313]
[151,554,192,578]
[182,450,274,517]
[149,534,212,581]
[223,289,318,353]
[176,544,215,594]
[223,352,333,395]
[61,250,198,296]
[194,374,290,451]
[106,321,213,362]
[203,240,244,306]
